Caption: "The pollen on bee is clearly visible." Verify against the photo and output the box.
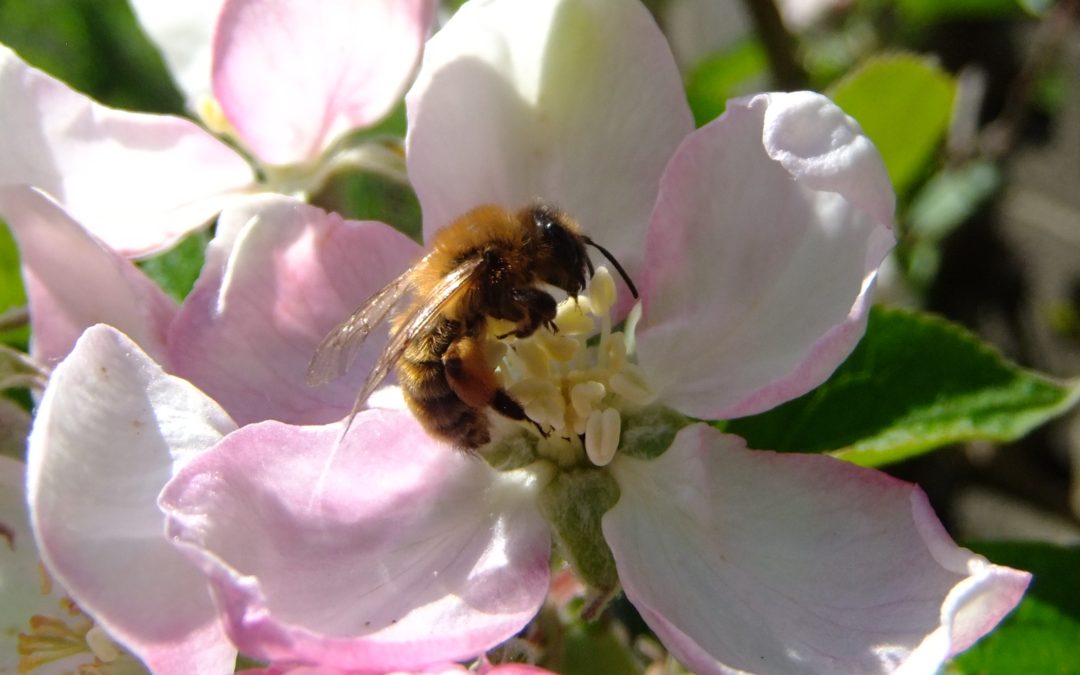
[489,266,654,468]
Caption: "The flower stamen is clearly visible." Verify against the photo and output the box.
[490,266,654,468]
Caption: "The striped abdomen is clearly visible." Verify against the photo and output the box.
[397,318,491,450]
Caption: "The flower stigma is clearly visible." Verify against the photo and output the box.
[485,266,655,469]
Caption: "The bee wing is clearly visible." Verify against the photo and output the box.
[307,269,416,386]
[348,256,484,412]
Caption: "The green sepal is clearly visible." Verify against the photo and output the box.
[618,405,689,460]
[482,430,539,472]
[540,467,621,592]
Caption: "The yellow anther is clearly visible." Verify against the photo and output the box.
[484,339,509,371]
[514,340,551,378]
[570,381,607,420]
[488,317,518,339]
[85,624,119,662]
[586,267,616,316]
[554,298,595,334]
[609,364,654,404]
[605,332,628,370]
[510,377,559,404]
[584,407,621,466]
[492,271,648,465]
[196,94,234,137]
[537,333,579,363]
[511,378,564,429]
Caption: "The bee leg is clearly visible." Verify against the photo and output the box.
[494,288,558,339]
[444,336,548,438]
[443,335,500,409]
[492,390,549,438]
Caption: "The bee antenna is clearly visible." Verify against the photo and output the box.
[583,236,639,298]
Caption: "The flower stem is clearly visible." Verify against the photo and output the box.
[741,0,808,90]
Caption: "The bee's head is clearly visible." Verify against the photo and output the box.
[525,203,591,297]
[523,203,639,300]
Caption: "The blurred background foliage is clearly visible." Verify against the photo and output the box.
[0,0,1078,672]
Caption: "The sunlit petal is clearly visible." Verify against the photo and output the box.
[604,424,1029,675]
[28,325,237,674]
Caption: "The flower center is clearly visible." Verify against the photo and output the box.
[487,267,654,468]
[17,596,132,673]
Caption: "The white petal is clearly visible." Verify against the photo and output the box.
[213,0,435,165]
[0,44,253,256]
[406,0,692,275]
[129,0,223,104]
[604,424,1030,675]
[28,325,237,673]
[161,413,551,670]
[168,195,421,425]
[0,186,177,367]
[637,92,895,419]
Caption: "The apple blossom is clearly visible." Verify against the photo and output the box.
[0,0,434,257]
[154,0,1029,673]
[21,187,554,670]
[12,188,431,672]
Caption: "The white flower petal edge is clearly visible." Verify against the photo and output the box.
[0,44,254,257]
[213,0,435,165]
[27,325,238,674]
[406,0,693,277]
[0,186,177,368]
[168,195,421,425]
[603,424,1030,675]
[129,0,223,104]
[160,412,551,671]
[637,92,895,419]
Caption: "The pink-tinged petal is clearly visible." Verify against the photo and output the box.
[169,195,421,425]
[0,45,254,257]
[160,411,551,671]
[245,665,553,675]
[0,186,177,368]
[637,91,895,419]
[27,325,238,674]
[129,0,224,103]
[604,424,1030,675]
[479,664,557,675]
[407,0,692,274]
[213,0,435,165]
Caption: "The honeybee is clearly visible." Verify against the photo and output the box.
[308,202,638,450]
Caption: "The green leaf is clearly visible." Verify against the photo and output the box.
[560,620,644,675]
[830,55,955,196]
[312,169,423,242]
[685,38,768,127]
[903,161,1002,289]
[0,0,183,114]
[0,222,28,348]
[137,229,210,302]
[949,542,1080,675]
[897,0,1037,24]
[725,307,1080,467]
[908,162,1001,241]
